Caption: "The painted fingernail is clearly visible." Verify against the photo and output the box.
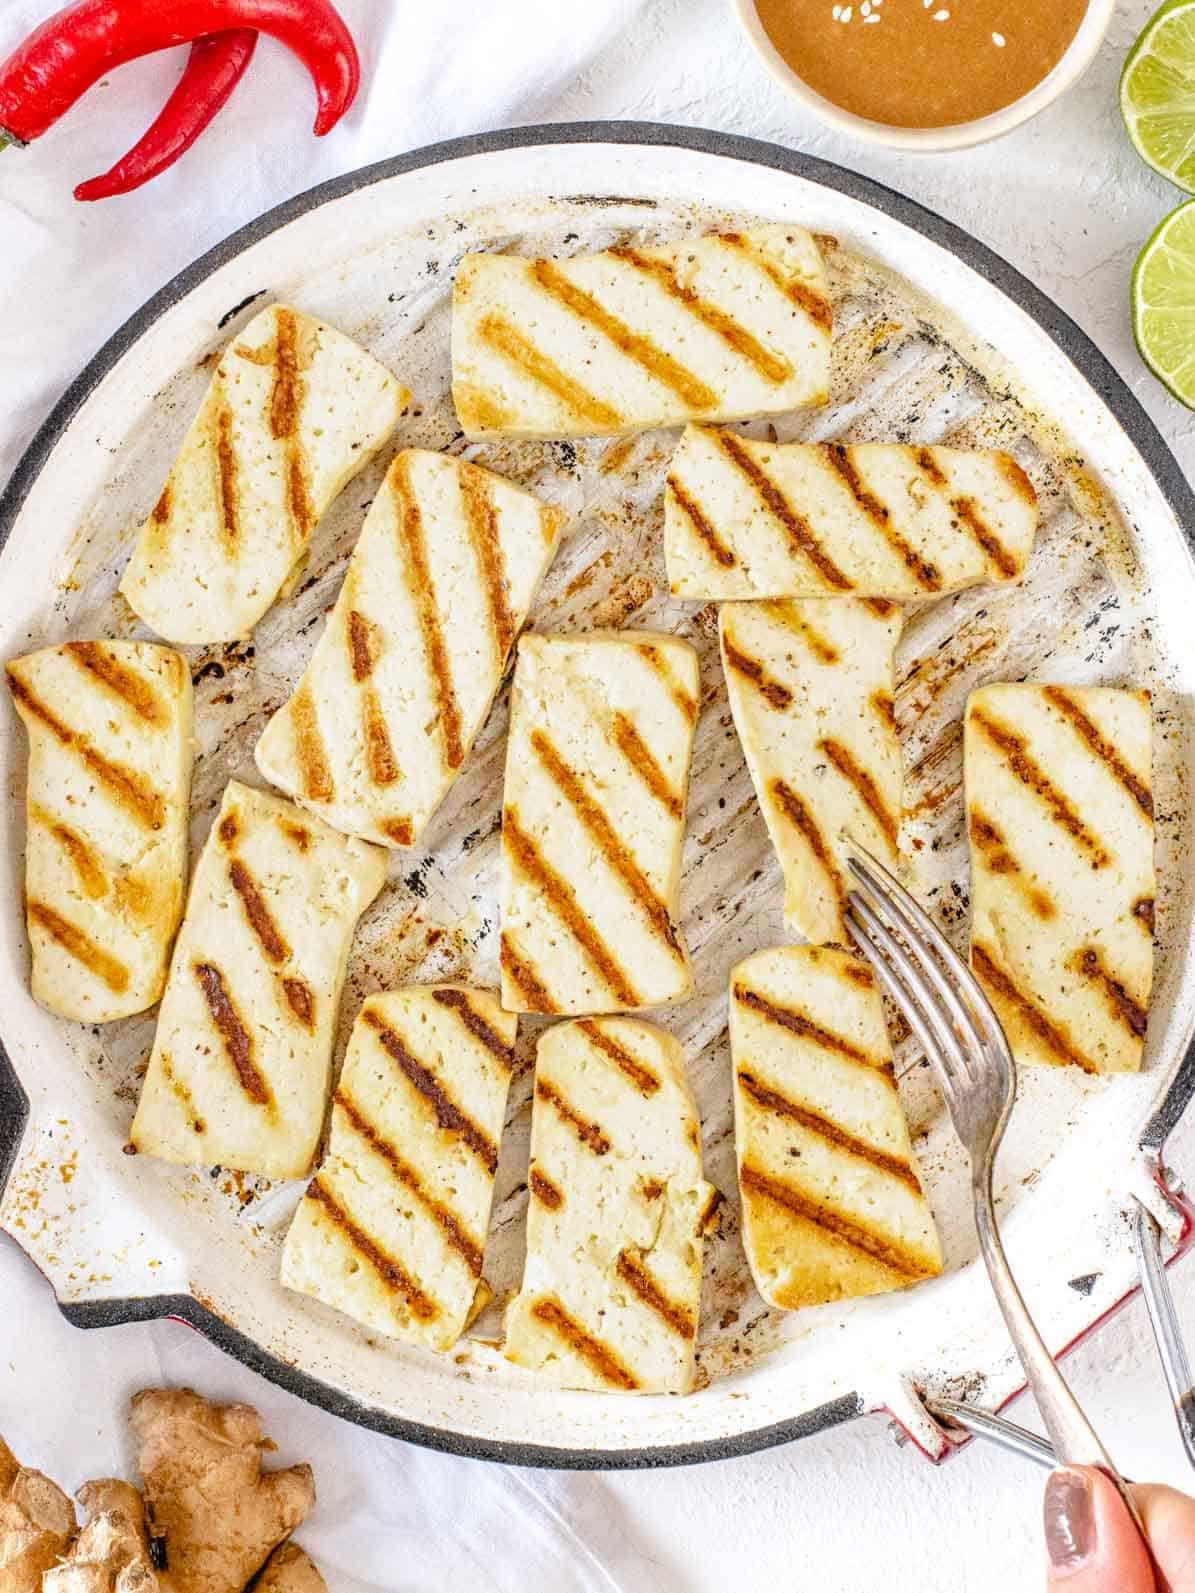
[1044,1467,1097,1575]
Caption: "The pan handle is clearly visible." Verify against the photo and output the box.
[1133,1195,1195,1470]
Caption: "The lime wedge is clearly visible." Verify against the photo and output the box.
[1122,0,1195,191]
[1132,198,1195,405]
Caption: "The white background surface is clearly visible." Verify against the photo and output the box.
[2,1,1195,1589]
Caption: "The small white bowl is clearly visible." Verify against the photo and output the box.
[731,0,1116,152]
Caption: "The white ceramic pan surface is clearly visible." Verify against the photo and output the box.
[1,125,1193,1468]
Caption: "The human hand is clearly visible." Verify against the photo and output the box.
[1045,1465,1195,1590]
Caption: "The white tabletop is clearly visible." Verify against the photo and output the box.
[2,2,1194,1589]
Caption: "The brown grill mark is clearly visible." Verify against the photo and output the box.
[913,447,947,488]
[971,942,1099,1075]
[381,817,414,846]
[27,900,128,993]
[347,610,375,681]
[600,435,637,476]
[478,314,623,430]
[823,446,941,590]
[528,734,683,961]
[282,976,315,1029]
[7,673,165,831]
[718,432,853,590]
[65,643,166,725]
[737,1068,920,1192]
[722,636,793,710]
[610,244,792,384]
[335,1089,485,1276]
[529,1166,564,1209]
[194,961,272,1104]
[740,1164,934,1279]
[969,708,1110,867]
[503,808,643,1007]
[667,474,737,567]
[997,453,1037,506]
[500,933,557,1013]
[1074,946,1148,1040]
[228,860,290,963]
[611,712,683,819]
[761,600,840,664]
[952,496,1018,579]
[536,1078,611,1155]
[268,307,304,441]
[717,232,833,332]
[968,808,1055,919]
[615,1248,696,1340]
[819,737,899,851]
[362,1008,499,1172]
[841,958,875,987]
[306,1177,438,1321]
[30,805,107,898]
[529,1297,639,1390]
[1043,687,1153,819]
[431,987,514,1068]
[392,456,464,770]
[871,690,897,734]
[290,682,333,803]
[770,778,847,917]
[362,687,400,787]
[1134,896,1156,936]
[213,397,240,553]
[531,259,718,412]
[151,483,172,524]
[218,811,239,846]
[459,466,515,662]
[286,447,314,545]
[577,1019,660,1096]
[733,982,890,1073]
[863,597,898,618]
[635,642,698,721]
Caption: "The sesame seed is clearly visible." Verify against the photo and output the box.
[861,1,871,14]
[863,11,880,19]
[932,6,950,16]
[832,4,841,16]
[992,30,1006,45]
[841,4,852,18]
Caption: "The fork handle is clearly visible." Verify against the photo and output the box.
[972,1158,1150,1541]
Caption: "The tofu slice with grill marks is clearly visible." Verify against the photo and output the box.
[504,1018,717,1394]
[452,226,830,440]
[965,683,1154,1075]
[280,985,516,1351]
[6,641,193,1022]
[121,304,409,645]
[731,945,942,1311]
[254,449,563,849]
[130,781,387,1178]
[720,597,901,946]
[665,426,1038,600]
[499,631,699,1015]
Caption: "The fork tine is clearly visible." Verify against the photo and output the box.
[843,839,992,1066]
[845,918,957,1100]
[848,892,971,1086]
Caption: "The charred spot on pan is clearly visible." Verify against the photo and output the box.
[217,289,267,330]
[1067,1273,1099,1296]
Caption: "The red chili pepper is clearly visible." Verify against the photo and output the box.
[73,29,256,201]
[0,0,358,147]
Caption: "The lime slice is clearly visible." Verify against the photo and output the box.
[1122,0,1195,191]
[1132,198,1195,405]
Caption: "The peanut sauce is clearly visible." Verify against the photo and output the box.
[755,0,1089,129]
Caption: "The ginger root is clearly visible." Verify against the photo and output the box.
[0,1437,76,1593]
[41,1481,157,1593]
[129,1390,315,1593]
[247,1545,325,1593]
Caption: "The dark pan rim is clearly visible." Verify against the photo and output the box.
[1,119,1193,1469]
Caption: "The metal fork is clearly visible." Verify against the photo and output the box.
[842,838,1146,1535]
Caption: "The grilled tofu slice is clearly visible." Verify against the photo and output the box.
[504,1017,717,1394]
[130,781,387,1178]
[720,598,901,946]
[280,985,516,1351]
[665,426,1038,600]
[499,632,699,1014]
[121,304,409,645]
[965,684,1154,1074]
[255,449,563,849]
[731,945,942,1311]
[452,226,830,440]
[6,641,193,1022]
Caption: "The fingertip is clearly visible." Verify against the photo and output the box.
[1044,1467,1155,1590]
